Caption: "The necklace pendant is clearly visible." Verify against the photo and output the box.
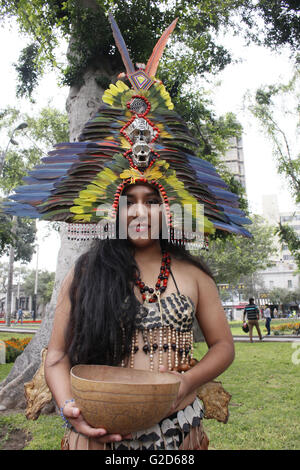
[143,292,152,304]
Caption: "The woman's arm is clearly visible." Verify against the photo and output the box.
[169,268,235,409]
[44,268,128,443]
[44,268,74,409]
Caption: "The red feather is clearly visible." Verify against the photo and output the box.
[145,18,178,77]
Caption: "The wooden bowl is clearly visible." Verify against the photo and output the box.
[70,365,181,435]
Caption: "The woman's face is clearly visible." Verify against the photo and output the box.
[118,183,163,248]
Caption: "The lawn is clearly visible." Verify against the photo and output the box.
[229,318,300,337]
[0,333,34,341]
[0,339,299,450]
[194,341,300,450]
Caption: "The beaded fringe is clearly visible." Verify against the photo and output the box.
[66,223,209,250]
[67,223,116,241]
[122,326,196,372]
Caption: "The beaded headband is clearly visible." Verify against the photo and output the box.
[3,14,252,250]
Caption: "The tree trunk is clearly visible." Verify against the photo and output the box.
[5,216,17,327]
[0,69,107,410]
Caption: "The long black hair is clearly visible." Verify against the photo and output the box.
[65,237,215,367]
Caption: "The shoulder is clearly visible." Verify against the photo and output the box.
[172,256,217,295]
[172,256,214,285]
[170,256,216,307]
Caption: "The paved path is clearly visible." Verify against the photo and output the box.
[0,327,38,334]
[232,335,300,343]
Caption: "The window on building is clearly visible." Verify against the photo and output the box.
[288,280,293,288]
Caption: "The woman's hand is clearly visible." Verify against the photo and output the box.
[63,401,132,444]
[159,366,192,414]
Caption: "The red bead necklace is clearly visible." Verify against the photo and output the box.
[135,251,171,303]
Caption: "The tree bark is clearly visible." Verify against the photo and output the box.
[0,68,107,410]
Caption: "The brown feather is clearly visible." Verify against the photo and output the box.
[145,18,178,77]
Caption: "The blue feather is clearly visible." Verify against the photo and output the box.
[2,202,40,218]
[108,13,135,75]
[211,220,252,237]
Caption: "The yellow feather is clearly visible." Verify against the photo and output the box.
[102,95,114,106]
[109,84,120,96]
[79,190,99,198]
[72,214,92,222]
[120,136,131,148]
[116,80,129,91]
[70,206,85,214]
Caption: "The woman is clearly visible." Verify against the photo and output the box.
[44,181,235,450]
[5,15,249,450]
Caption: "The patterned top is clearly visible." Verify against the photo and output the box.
[134,293,195,333]
[244,303,259,320]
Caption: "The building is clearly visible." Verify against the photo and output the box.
[280,208,300,264]
[220,141,300,313]
[258,195,300,306]
[262,194,280,229]
[222,136,246,189]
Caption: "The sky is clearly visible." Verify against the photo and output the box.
[0,20,298,274]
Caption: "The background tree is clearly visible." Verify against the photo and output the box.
[268,286,300,313]
[0,212,13,256]
[22,269,55,315]
[0,105,69,193]
[202,214,277,285]
[2,1,299,102]
[246,67,300,204]
[238,0,300,52]
[0,263,28,295]
[246,66,300,273]
[238,272,266,303]
[276,223,300,272]
[0,106,68,255]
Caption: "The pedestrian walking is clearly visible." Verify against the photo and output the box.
[263,305,271,335]
[243,298,263,342]
[16,307,23,325]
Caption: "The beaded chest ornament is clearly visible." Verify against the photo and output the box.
[121,249,198,372]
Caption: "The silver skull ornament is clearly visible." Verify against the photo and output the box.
[126,118,154,168]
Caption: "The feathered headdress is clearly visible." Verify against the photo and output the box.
[3,14,251,249]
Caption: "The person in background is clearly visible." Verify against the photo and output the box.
[16,307,23,325]
[243,298,263,343]
[263,304,271,336]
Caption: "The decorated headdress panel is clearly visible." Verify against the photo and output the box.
[3,14,252,249]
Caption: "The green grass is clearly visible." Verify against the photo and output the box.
[0,333,35,341]
[0,412,63,450]
[0,341,299,450]
[0,363,13,383]
[229,320,265,336]
[228,319,299,336]
[0,361,64,450]
[194,342,300,450]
